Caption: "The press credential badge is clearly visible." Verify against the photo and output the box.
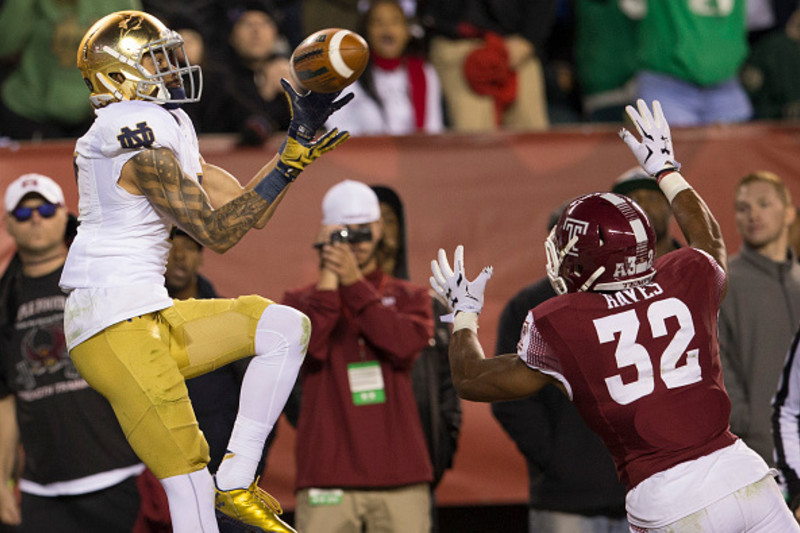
[347,361,385,405]
[308,488,343,506]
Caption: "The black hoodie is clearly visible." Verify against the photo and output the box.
[371,185,462,488]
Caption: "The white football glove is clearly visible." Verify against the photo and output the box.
[619,99,681,177]
[430,245,493,323]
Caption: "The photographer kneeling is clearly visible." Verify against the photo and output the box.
[282,179,435,533]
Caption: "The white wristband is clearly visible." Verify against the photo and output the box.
[453,312,479,333]
[658,171,693,203]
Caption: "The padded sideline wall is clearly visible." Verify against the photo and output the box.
[3,123,800,507]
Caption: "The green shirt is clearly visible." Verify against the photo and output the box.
[0,0,141,125]
[638,0,747,86]
[575,0,639,96]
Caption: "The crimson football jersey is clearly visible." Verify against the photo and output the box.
[519,247,736,489]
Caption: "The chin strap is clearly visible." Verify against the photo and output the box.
[578,267,606,292]
[163,87,187,110]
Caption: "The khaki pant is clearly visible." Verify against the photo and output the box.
[429,36,549,132]
[295,483,431,533]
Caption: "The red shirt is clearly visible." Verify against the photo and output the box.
[521,248,736,489]
[282,269,434,489]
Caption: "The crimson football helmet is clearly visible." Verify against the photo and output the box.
[77,10,202,108]
[545,192,656,295]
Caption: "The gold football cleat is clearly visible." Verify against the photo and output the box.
[215,476,296,533]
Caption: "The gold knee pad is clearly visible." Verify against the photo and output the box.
[163,295,273,379]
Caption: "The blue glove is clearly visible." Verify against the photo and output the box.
[253,81,353,204]
[281,78,354,143]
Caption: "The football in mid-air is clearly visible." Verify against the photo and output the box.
[290,28,369,93]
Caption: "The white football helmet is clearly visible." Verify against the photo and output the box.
[77,10,202,108]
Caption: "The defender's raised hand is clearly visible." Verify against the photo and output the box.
[430,245,493,323]
[619,99,680,177]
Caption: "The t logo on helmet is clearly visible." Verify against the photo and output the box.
[563,217,589,256]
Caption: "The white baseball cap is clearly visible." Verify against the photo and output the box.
[322,180,380,225]
[611,166,660,196]
[5,173,65,212]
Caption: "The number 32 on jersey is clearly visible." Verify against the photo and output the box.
[594,297,701,405]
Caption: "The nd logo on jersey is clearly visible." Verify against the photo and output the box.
[117,122,155,149]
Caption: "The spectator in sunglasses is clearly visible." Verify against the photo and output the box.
[0,173,144,532]
[9,203,58,222]
[5,173,64,223]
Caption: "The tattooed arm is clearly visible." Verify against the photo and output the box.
[197,80,353,229]
[120,147,272,254]
[200,153,289,230]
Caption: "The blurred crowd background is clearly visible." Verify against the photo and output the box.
[3,0,800,144]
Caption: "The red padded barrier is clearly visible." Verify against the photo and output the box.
[3,123,800,507]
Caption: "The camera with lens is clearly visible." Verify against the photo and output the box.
[314,227,373,249]
[330,226,372,244]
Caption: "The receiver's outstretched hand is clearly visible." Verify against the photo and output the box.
[430,245,493,322]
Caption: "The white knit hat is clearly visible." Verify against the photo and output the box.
[5,173,65,212]
[322,180,380,225]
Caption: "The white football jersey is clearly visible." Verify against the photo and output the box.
[60,100,202,349]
